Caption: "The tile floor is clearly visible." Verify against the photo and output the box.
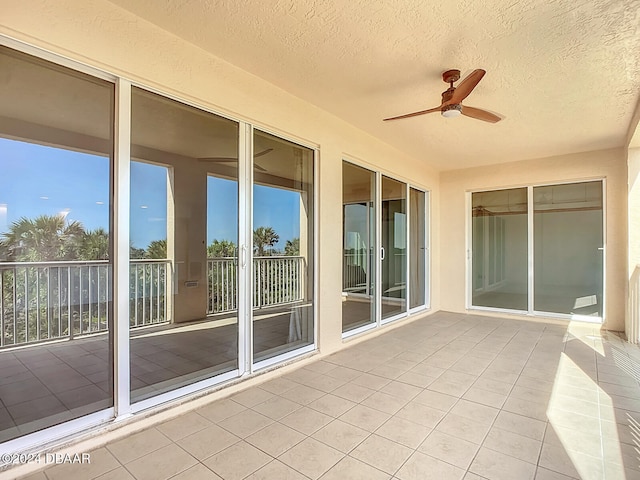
[15,311,640,479]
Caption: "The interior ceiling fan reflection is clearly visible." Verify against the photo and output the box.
[198,148,273,171]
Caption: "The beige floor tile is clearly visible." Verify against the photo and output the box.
[367,365,405,380]
[45,448,120,480]
[449,399,499,426]
[538,442,603,480]
[230,387,275,408]
[195,398,246,423]
[331,383,376,403]
[280,406,333,435]
[462,386,507,408]
[483,427,542,464]
[375,416,432,449]
[470,446,536,480]
[418,430,479,469]
[204,441,272,480]
[361,391,408,415]
[472,377,514,395]
[302,360,338,375]
[177,424,241,460]
[350,434,413,475]
[308,393,357,417]
[278,438,344,480]
[534,467,578,479]
[325,366,362,382]
[412,389,458,411]
[94,466,135,479]
[217,409,273,438]
[493,410,546,441]
[17,472,48,480]
[351,373,392,391]
[312,419,370,453]
[156,411,212,441]
[339,404,391,432]
[169,463,223,480]
[244,459,307,480]
[106,427,171,464]
[379,381,422,401]
[259,377,299,395]
[252,395,302,420]
[409,362,446,379]
[502,395,549,422]
[320,456,391,480]
[395,371,434,389]
[435,413,491,444]
[396,451,465,480]
[125,444,197,480]
[463,473,488,480]
[280,384,326,405]
[395,400,447,428]
[301,374,348,393]
[245,422,305,457]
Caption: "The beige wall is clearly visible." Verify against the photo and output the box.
[627,147,640,341]
[440,148,628,331]
[2,0,440,354]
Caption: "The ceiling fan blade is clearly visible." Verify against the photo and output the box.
[254,163,267,172]
[461,105,502,123]
[254,148,273,158]
[383,107,441,121]
[449,69,486,104]
[197,157,235,162]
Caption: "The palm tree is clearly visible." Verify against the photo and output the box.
[207,239,237,258]
[253,226,279,256]
[1,214,85,261]
[284,238,300,256]
[146,239,167,259]
[80,228,110,260]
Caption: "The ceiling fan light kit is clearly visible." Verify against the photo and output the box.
[441,104,462,118]
[383,68,502,124]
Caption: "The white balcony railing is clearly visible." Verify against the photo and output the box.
[207,256,305,314]
[1,256,305,347]
[0,259,169,348]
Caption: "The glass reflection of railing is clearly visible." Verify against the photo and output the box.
[343,251,368,291]
[207,256,305,314]
[0,259,170,348]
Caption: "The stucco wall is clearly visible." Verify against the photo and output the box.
[440,148,627,331]
[627,147,640,341]
[2,0,440,354]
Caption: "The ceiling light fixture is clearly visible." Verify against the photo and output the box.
[441,104,462,118]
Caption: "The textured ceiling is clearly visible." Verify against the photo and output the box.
[107,0,640,170]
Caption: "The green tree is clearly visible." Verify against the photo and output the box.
[284,238,300,256]
[130,245,146,259]
[0,214,85,261]
[146,239,167,259]
[253,226,279,256]
[207,239,236,258]
[80,228,110,260]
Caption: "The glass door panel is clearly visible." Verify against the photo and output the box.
[252,130,314,363]
[129,87,239,402]
[534,181,603,317]
[342,162,376,332]
[472,188,528,311]
[381,176,407,320]
[409,188,427,310]
[0,46,114,441]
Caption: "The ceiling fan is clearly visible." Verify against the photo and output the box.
[198,148,273,171]
[383,69,502,123]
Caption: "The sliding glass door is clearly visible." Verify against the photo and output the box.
[342,163,376,332]
[382,176,407,320]
[342,162,429,334]
[252,130,314,364]
[470,181,604,320]
[534,181,603,317]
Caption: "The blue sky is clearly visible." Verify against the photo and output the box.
[0,138,300,251]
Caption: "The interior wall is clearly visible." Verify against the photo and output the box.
[2,0,440,355]
[440,148,627,331]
